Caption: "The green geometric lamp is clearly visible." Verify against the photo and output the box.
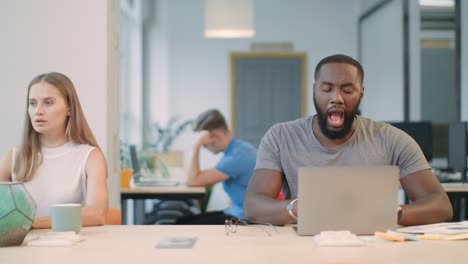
[0,182,36,247]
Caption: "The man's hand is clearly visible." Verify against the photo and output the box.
[244,169,295,225]
[195,131,213,147]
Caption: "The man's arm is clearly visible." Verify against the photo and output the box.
[244,169,296,225]
[185,132,228,187]
[185,168,229,187]
[399,169,452,225]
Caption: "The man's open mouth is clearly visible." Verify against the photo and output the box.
[327,110,344,128]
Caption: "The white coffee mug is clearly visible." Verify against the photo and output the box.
[51,204,82,233]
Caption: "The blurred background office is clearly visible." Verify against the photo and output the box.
[120,0,467,179]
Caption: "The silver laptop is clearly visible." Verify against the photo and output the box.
[297,166,399,235]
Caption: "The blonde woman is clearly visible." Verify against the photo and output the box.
[0,72,108,228]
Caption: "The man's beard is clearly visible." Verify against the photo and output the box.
[313,96,360,140]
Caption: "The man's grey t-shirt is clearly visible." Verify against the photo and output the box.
[255,116,431,199]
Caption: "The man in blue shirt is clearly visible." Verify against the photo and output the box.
[182,109,257,224]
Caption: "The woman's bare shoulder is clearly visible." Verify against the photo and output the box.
[0,149,13,181]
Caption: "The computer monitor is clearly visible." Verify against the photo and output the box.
[129,145,141,175]
[388,121,433,162]
[448,122,467,178]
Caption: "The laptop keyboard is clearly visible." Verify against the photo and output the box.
[134,178,180,187]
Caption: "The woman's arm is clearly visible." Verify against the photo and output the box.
[0,150,12,182]
[82,148,109,226]
[32,148,109,229]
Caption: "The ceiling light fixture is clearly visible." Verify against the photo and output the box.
[204,0,255,38]
[419,0,454,8]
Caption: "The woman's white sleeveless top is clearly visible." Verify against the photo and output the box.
[12,142,95,217]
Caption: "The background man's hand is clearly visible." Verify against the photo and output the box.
[195,131,213,147]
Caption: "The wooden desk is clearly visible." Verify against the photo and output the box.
[442,183,468,221]
[2,225,468,264]
[121,185,206,224]
[442,182,468,193]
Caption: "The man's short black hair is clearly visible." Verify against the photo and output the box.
[193,109,228,132]
[314,54,364,84]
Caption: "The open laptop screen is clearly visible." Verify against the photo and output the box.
[297,166,399,235]
[129,145,140,175]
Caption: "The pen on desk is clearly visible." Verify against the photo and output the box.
[386,230,419,241]
[374,231,405,242]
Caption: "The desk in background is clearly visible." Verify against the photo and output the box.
[2,225,468,264]
[402,182,468,221]
[121,185,206,224]
[442,183,468,221]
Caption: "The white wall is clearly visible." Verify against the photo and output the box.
[360,0,404,121]
[146,0,360,167]
[120,2,145,146]
[146,0,170,127]
[359,0,421,122]
[0,0,120,208]
[360,0,386,13]
[409,0,421,121]
[462,0,468,121]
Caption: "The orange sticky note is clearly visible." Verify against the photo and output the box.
[374,231,405,242]
[416,234,442,240]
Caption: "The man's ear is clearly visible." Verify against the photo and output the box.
[360,86,365,99]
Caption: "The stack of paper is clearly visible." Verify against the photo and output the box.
[397,221,468,240]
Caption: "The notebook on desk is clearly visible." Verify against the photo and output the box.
[296,166,399,235]
[129,145,179,187]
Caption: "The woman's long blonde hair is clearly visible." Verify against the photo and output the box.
[14,72,100,182]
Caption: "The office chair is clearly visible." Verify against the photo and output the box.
[106,208,122,225]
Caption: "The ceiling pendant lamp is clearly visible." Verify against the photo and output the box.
[204,0,255,38]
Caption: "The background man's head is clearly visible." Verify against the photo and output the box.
[313,54,364,139]
[193,109,230,153]
[193,109,228,132]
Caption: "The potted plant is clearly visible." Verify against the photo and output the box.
[146,116,193,168]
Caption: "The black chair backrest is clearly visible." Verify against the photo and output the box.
[448,122,467,173]
[389,121,433,162]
